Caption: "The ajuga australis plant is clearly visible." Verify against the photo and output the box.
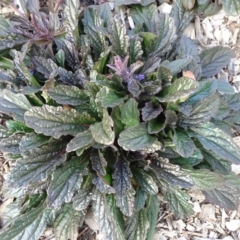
[0,0,240,240]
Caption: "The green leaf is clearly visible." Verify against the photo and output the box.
[111,18,129,57]
[222,93,240,111]
[96,86,127,108]
[217,80,235,95]
[135,187,148,211]
[93,191,125,240]
[9,140,67,188]
[93,50,110,73]
[0,125,12,141]
[141,102,163,122]
[184,168,225,190]
[0,204,53,240]
[55,49,65,68]
[116,189,135,217]
[66,130,93,153]
[90,109,115,145]
[125,209,149,240]
[147,118,165,134]
[32,57,58,79]
[48,85,89,106]
[150,157,194,188]
[19,132,49,152]
[113,154,132,198]
[111,106,124,136]
[165,185,194,218]
[90,149,107,176]
[121,98,139,128]
[157,77,199,102]
[0,133,22,154]
[47,156,88,208]
[6,120,32,133]
[0,69,17,85]
[129,37,143,64]
[203,175,240,210]
[146,195,159,240]
[131,167,158,195]
[0,89,32,122]
[173,129,196,158]
[222,0,240,15]
[25,105,95,139]
[73,175,93,211]
[93,173,115,194]
[54,203,85,240]
[118,123,157,151]
[163,58,191,75]
[115,0,155,6]
[200,46,234,77]
[191,122,240,164]
[64,0,80,31]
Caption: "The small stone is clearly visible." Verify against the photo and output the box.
[44,229,53,237]
[199,204,216,221]
[158,3,172,14]
[193,201,202,213]
[186,224,195,232]
[225,219,240,231]
[174,219,186,233]
[221,237,234,240]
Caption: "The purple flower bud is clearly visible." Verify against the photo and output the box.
[135,74,145,81]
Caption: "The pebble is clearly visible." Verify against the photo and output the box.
[225,219,240,231]
[221,237,235,240]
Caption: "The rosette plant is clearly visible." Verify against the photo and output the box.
[0,1,240,240]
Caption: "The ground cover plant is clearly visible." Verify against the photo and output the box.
[0,0,240,240]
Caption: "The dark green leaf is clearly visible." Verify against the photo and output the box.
[111,106,124,136]
[147,118,165,134]
[92,174,115,194]
[150,157,194,188]
[121,98,139,128]
[0,125,12,141]
[222,93,240,111]
[163,58,191,75]
[118,123,157,151]
[93,191,125,240]
[173,129,196,158]
[217,80,235,95]
[55,49,65,68]
[9,140,67,187]
[0,133,22,154]
[200,46,234,77]
[73,175,93,211]
[142,102,163,121]
[64,0,80,31]
[6,120,32,133]
[222,0,240,15]
[19,132,49,152]
[157,77,199,102]
[111,18,129,57]
[129,37,143,64]
[125,209,149,240]
[132,167,158,195]
[0,69,17,85]
[116,189,135,217]
[32,57,58,78]
[54,203,84,240]
[115,0,155,6]
[113,154,132,198]
[90,109,115,145]
[48,85,89,106]
[25,105,95,139]
[96,86,127,108]
[66,130,93,153]
[165,185,194,218]
[94,50,110,73]
[191,122,240,164]
[90,149,107,176]
[48,156,88,208]
[135,187,148,211]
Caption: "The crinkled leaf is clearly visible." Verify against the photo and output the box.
[0,69,17,85]
[93,191,124,240]
[200,46,234,77]
[131,167,158,195]
[163,58,191,75]
[25,105,95,139]
[116,189,135,217]
[214,100,230,120]
[90,109,115,145]
[55,49,65,68]
[54,203,85,240]
[125,209,149,240]
[222,0,240,15]
[66,130,93,153]
[165,186,194,218]
[118,123,157,151]
[90,149,107,176]
[96,86,127,108]
[0,133,22,154]
[222,93,240,111]
[141,57,161,74]
[0,89,31,122]
[92,174,115,194]
[173,129,196,158]
[149,13,176,58]
[48,85,89,106]
[129,37,143,64]
[112,154,132,198]
[111,18,129,57]
[135,187,148,211]
[73,175,93,211]
[19,133,49,152]
[150,157,194,188]
[157,77,199,102]
[47,156,88,208]
[32,57,58,79]
[142,102,163,121]
[184,168,225,190]
[9,140,67,188]
[146,195,159,240]
[64,0,79,31]
[0,125,12,141]
[0,204,53,240]
[191,122,240,164]
[121,98,139,127]
[111,106,124,136]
